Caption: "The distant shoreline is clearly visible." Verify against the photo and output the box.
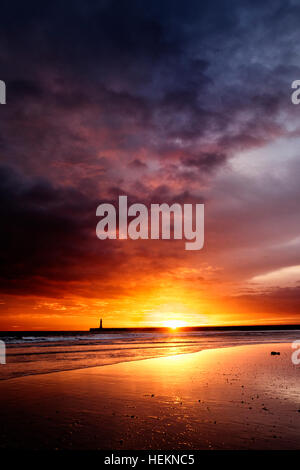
[1,324,300,337]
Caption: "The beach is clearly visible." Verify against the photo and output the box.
[0,341,300,450]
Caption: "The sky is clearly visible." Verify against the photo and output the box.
[1,0,300,329]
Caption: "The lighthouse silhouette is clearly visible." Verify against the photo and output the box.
[89,318,104,332]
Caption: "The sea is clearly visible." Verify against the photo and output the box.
[0,327,299,381]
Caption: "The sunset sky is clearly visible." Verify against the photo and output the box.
[1,0,300,329]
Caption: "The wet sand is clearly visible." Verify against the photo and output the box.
[0,343,299,450]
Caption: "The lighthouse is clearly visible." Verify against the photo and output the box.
[89,317,104,332]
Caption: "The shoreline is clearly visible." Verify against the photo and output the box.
[2,335,297,382]
[1,342,299,450]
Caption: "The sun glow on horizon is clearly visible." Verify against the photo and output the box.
[163,320,187,329]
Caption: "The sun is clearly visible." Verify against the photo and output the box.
[163,320,187,330]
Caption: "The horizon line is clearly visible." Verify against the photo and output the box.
[1,323,300,333]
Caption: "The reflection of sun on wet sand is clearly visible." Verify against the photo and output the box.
[0,343,300,449]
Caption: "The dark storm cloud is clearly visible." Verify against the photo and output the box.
[181,153,226,172]
[0,165,118,293]
[1,0,300,314]
[1,0,295,174]
[128,159,148,170]
[0,165,197,296]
